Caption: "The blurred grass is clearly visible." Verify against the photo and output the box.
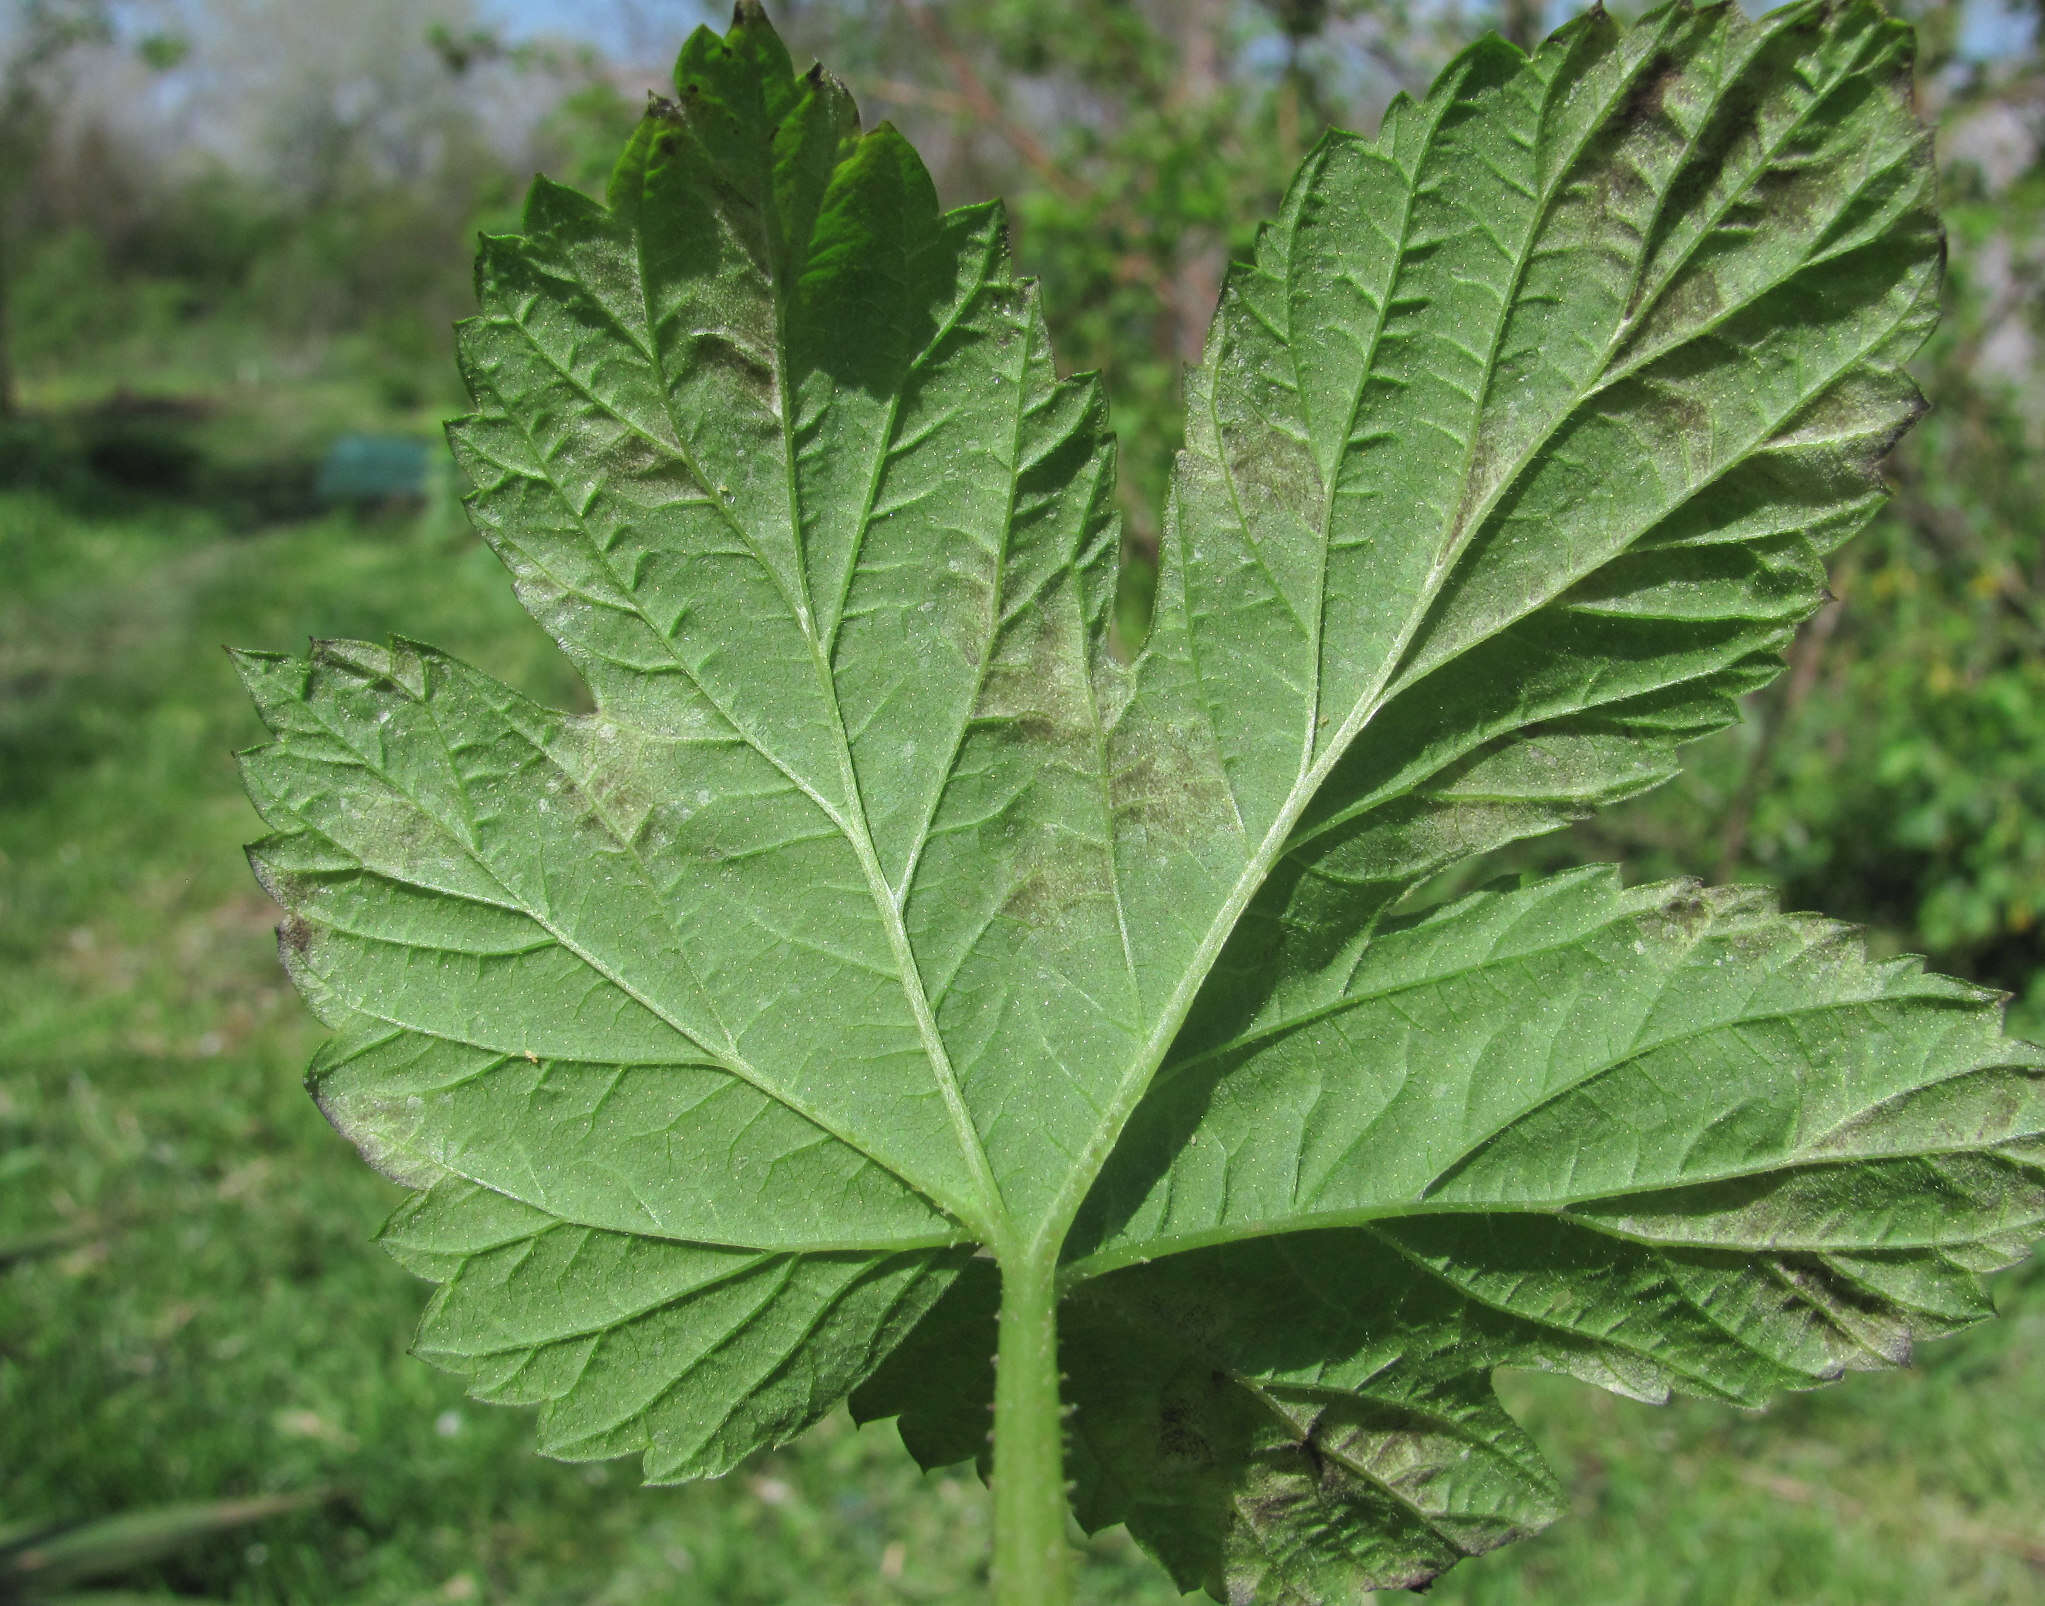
[2,381,2043,1604]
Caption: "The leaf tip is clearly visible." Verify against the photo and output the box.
[226,645,290,700]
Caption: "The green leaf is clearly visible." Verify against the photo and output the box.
[2,1494,329,1596]
[862,870,2044,1590]
[1070,868,2045,1274]
[237,0,2045,1598]
[380,1180,966,1481]
[1104,0,1942,1086]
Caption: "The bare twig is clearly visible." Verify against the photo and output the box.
[863,76,974,118]
[1715,553,1858,881]
[890,0,1090,199]
[1500,0,1542,51]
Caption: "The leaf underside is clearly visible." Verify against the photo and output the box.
[236,1,2044,1598]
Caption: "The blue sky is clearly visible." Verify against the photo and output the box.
[486,0,2035,65]
[1961,0,2039,57]
[483,0,717,57]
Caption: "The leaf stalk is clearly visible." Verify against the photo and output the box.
[991,1249,1070,1605]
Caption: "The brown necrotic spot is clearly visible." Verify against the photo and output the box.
[1618,52,1681,135]
[1154,1398,1215,1467]
[1111,717,1243,845]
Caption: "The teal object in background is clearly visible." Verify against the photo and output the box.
[314,435,430,504]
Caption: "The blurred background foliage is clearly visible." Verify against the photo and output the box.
[2,0,2043,1601]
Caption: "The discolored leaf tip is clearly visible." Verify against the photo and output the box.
[242,840,278,896]
[276,911,314,961]
[1549,0,1618,49]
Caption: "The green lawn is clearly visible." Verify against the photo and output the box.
[4,392,2043,1604]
